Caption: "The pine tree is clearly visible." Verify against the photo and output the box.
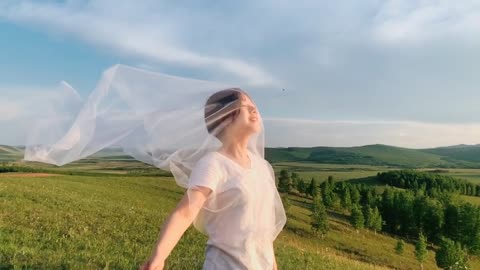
[311,195,329,239]
[320,180,334,207]
[351,186,361,205]
[296,178,307,196]
[371,206,383,235]
[308,177,318,198]
[350,205,365,233]
[278,169,291,193]
[415,232,428,270]
[363,205,374,228]
[341,187,352,210]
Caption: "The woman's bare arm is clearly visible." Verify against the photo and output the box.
[273,248,278,270]
[141,186,211,270]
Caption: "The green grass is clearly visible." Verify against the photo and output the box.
[460,195,480,205]
[3,156,480,269]
[271,162,395,183]
[0,174,206,269]
[2,173,480,269]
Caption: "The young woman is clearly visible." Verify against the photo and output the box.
[23,64,286,270]
[141,88,287,270]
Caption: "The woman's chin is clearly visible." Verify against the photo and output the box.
[250,125,262,134]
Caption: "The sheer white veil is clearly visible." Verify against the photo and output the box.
[24,64,265,188]
[24,64,286,243]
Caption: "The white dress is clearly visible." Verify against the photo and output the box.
[187,151,286,270]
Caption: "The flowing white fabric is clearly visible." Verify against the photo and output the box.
[24,64,286,268]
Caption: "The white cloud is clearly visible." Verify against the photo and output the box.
[372,0,480,44]
[0,1,278,87]
[1,1,480,147]
[0,83,82,145]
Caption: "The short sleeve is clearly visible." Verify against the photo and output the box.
[188,154,223,194]
[264,159,276,184]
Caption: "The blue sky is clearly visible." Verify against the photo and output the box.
[1,0,480,148]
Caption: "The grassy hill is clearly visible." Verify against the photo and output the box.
[265,144,480,168]
[0,145,22,162]
[420,144,480,163]
[4,142,480,168]
[0,145,22,154]
[3,157,480,268]
[0,172,461,270]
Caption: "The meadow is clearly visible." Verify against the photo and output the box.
[2,157,480,269]
[0,157,480,269]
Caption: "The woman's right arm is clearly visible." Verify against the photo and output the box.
[140,186,211,270]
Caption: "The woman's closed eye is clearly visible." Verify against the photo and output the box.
[241,105,257,114]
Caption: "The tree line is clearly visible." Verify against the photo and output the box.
[377,170,480,197]
[277,169,478,269]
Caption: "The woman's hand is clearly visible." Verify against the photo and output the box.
[140,255,165,270]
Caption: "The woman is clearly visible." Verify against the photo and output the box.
[23,65,286,269]
[141,88,287,270]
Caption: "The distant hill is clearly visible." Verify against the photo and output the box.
[265,144,480,168]
[0,145,23,161]
[0,145,22,154]
[420,144,480,163]
[3,143,480,168]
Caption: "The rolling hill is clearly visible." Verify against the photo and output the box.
[265,144,480,168]
[0,145,23,161]
[4,143,480,168]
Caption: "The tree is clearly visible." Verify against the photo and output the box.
[363,205,374,228]
[351,186,361,205]
[320,179,334,207]
[311,195,329,239]
[435,238,470,270]
[308,177,319,198]
[278,169,292,193]
[371,206,383,235]
[350,205,365,233]
[415,232,428,270]
[458,203,480,254]
[395,239,405,255]
[296,178,307,196]
[341,187,352,210]
[291,172,300,193]
[423,198,444,244]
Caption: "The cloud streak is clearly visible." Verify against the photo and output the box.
[0,1,278,87]
[372,0,480,44]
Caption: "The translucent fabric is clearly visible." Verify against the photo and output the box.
[24,64,286,268]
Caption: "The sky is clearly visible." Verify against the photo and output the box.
[1,0,480,148]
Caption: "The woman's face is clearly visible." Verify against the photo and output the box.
[230,93,261,134]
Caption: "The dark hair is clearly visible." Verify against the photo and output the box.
[204,88,249,136]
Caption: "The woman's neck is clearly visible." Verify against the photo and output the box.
[218,133,250,158]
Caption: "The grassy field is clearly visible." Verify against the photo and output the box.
[442,169,480,184]
[2,170,480,269]
[276,162,480,187]
[272,162,392,182]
